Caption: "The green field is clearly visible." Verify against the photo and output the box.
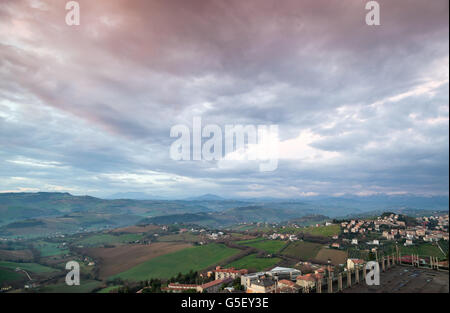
[228,224,274,233]
[158,233,200,242]
[34,241,69,257]
[0,268,24,285]
[97,285,121,293]
[237,238,287,254]
[301,224,340,237]
[38,280,102,293]
[0,261,56,273]
[281,241,323,260]
[400,243,447,259]
[112,243,239,281]
[227,254,280,271]
[76,233,144,247]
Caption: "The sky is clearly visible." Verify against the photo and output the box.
[0,0,449,199]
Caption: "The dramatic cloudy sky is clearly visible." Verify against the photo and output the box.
[0,0,448,198]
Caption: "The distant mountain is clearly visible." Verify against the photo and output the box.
[301,194,449,211]
[107,192,166,200]
[0,192,447,237]
[140,206,328,228]
[286,214,330,226]
[185,194,224,201]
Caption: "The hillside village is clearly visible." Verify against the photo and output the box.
[135,212,449,294]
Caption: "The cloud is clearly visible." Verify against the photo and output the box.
[0,0,448,198]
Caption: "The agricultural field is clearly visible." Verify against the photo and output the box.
[0,261,56,273]
[227,254,280,271]
[34,241,69,257]
[228,233,256,241]
[157,232,200,242]
[84,242,191,278]
[227,224,274,233]
[111,224,161,234]
[301,224,340,237]
[0,249,33,261]
[237,238,287,254]
[0,267,24,285]
[97,285,121,293]
[111,243,240,281]
[281,241,324,260]
[400,243,447,259]
[75,233,144,247]
[314,248,348,265]
[37,280,102,293]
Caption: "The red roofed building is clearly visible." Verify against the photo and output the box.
[162,283,199,293]
[214,266,248,280]
[296,273,323,289]
[276,279,300,293]
[197,278,233,293]
[347,258,365,270]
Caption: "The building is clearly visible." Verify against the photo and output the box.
[296,273,323,289]
[241,272,266,289]
[277,279,300,293]
[347,258,365,270]
[246,277,276,293]
[214,266,248,280]
[266,267,301,280]
[162,283,198,293]
[197,278,233,293]
[241,267,301,290]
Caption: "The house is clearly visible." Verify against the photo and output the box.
[246,277,276,293]
[331,243,340,248]
[347,258,365,270]
[296,273,323,289]
[214,266,248,280]
[241,272,266,289]
[351,239,358,245]
[276,279,300,293]
[404,239,413,246]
